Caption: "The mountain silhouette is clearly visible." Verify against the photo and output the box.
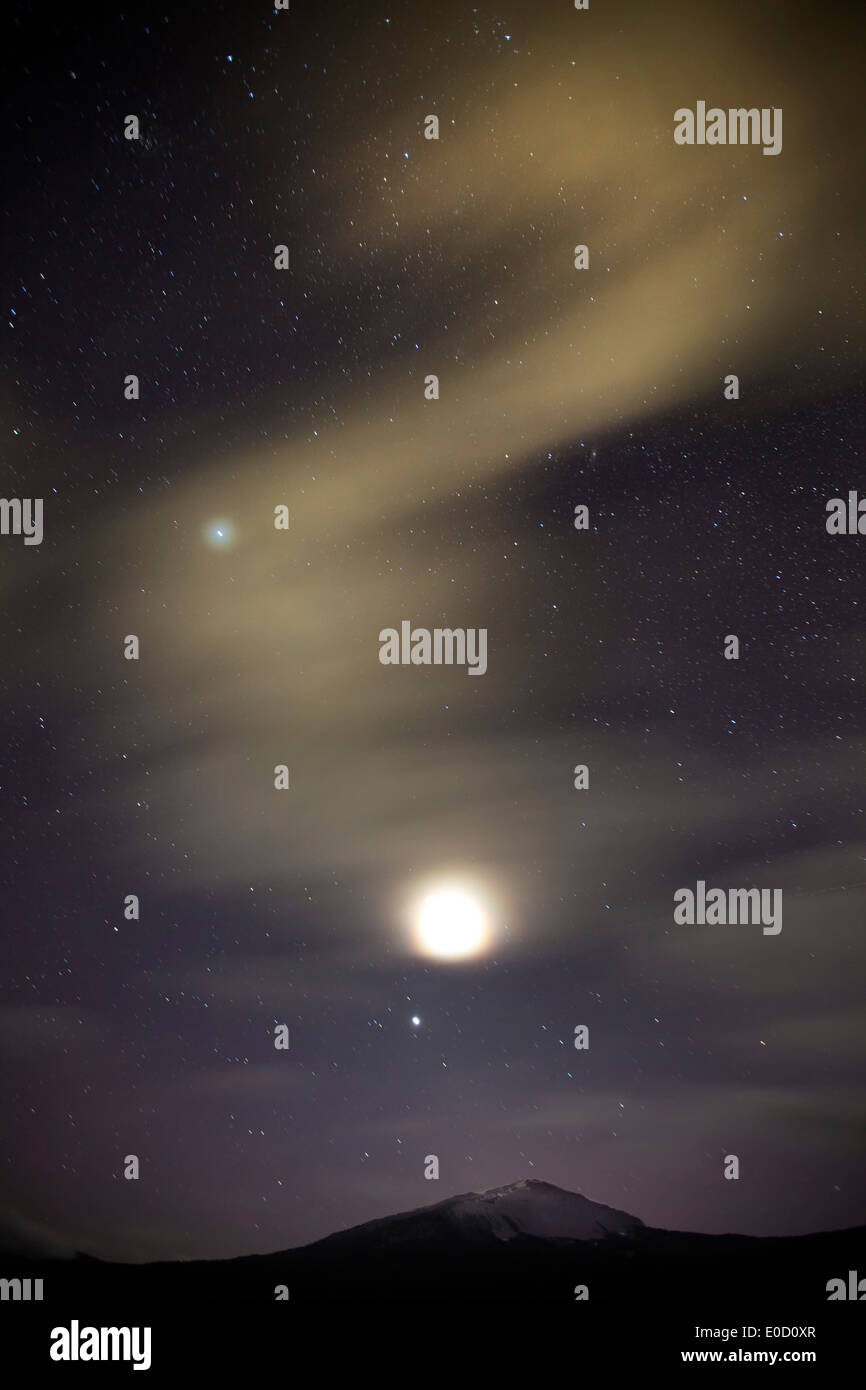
[298,1178,644,1255]
[1,1178,862,1313]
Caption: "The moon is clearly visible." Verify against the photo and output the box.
[410,883,493,961]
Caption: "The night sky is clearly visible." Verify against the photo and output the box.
[2,0,864,1264]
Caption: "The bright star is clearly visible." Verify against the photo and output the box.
[203,519,235,548]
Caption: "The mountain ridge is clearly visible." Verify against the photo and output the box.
[297,1177,644,1256]
[1,1177,862,1272]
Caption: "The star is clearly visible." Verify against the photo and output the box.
[203,519,235,547]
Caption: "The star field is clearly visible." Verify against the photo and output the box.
[1,0,864,1263]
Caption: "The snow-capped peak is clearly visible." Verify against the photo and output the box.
[444,1179,643,1242]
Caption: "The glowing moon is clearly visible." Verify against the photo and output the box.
[411,884,492,960]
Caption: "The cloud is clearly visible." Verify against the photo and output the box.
[0,1209,78,1260]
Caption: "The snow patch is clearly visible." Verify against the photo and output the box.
[445,1179,643,1242]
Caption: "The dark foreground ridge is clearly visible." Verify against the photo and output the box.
[2,1177,862,1309]
[3,1180,862,1373]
